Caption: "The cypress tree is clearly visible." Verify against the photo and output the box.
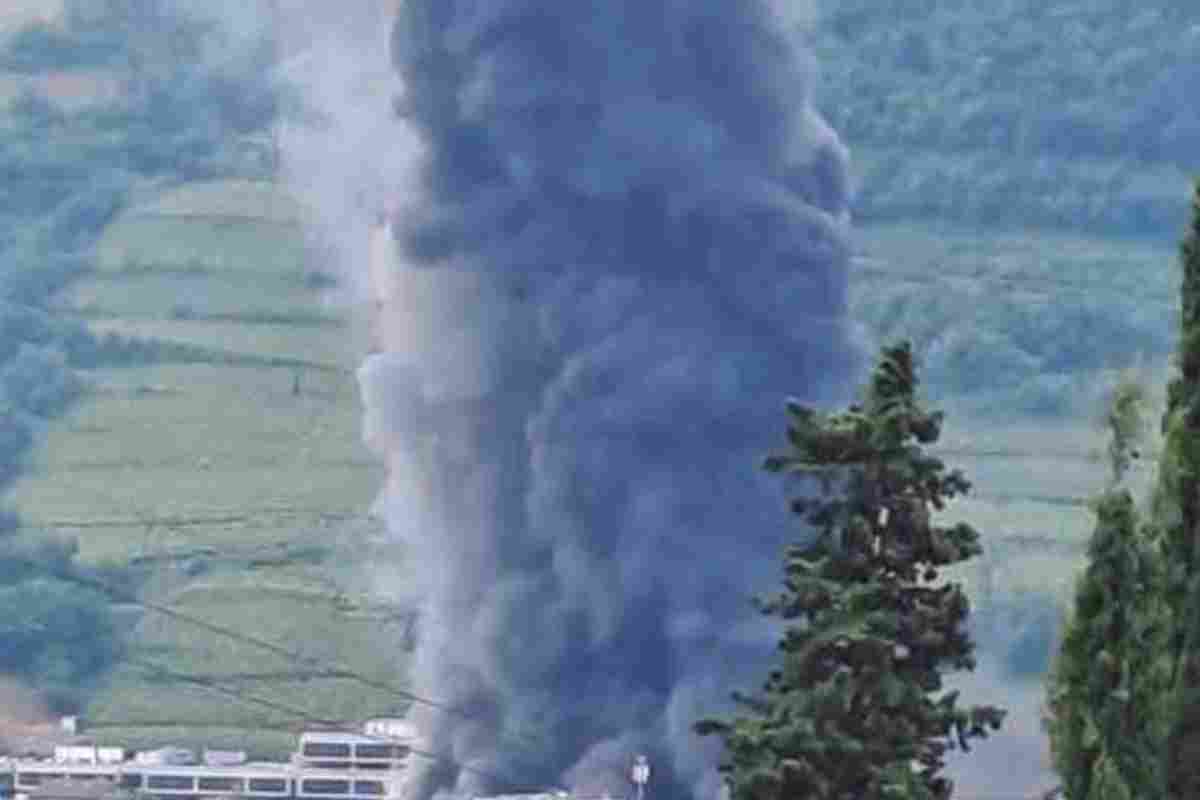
[1044,374,1167,800]
[1161,181,1200,800]
[1046,180,1200,800]
[697,342,1003,800]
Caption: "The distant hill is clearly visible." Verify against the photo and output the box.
[814,0,1198,235]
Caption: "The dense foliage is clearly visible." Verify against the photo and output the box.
[819,0,1198,418]
[0,533,119,713]
[852,275,1172,419]
[815,0,1197,236]
[697,342,1003,800]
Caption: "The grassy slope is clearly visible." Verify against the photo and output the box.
[8,179,407,757]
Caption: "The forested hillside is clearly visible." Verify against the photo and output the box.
[811,1,1196,418]
[816,0,1197,235]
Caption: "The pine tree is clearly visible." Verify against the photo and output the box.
[697,341,1004,800]
[1044,373,1167,800]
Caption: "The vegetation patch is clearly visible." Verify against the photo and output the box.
[133,179,307,225]
[96,217,310,276]
[816,0,1200,235]
[57,272,329,321]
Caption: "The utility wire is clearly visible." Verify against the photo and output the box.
[13,556,1067,799]
[10,555,548,753]
[13,497,1072,799]
[125,655,561,796]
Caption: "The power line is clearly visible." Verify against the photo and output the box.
[12,556,549,754]
[45,558,454,710]
[13,560,1066,799]
[124,655,560,796]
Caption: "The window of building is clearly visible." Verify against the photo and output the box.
[20,773,64,785]
[147,775,195,790]
[302,742,352,758]
[198,777,242,792]
[354,781,385,796]
[247,778,288,793]
[120,773,144,788]
[301,779,351,795]
[308,761,352,771]
[353,745,395,760]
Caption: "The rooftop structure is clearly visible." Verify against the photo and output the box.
[0,721,418,800]
[22,778,130,800]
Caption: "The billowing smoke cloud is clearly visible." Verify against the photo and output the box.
[211,1,1070,796]
[274,0,864,797]
[366,3,863,797]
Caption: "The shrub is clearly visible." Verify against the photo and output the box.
[1,344,83,418]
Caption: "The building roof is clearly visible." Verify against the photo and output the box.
[298,732,405,745]
[11,761,296,777]
[28,779,132,800]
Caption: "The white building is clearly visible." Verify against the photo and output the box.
[1,723,418,800]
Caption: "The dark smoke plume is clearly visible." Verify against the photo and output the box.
[360,3,863,798]
[208,1,1055,794]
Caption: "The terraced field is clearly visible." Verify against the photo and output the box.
[933,417,1160,602]
[95,216,311,276]
[9,179,405,757]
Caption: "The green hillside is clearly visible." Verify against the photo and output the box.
[7,179,408,756]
